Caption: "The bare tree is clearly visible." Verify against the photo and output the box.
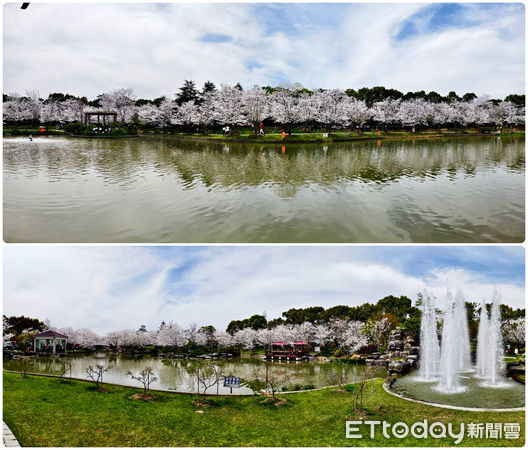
[194,361,218,400]
[211,363,226,396]
[58,358,73,381]
[86,364,111,390]
[326,359,348,390]
[127,367,157,394]
[351,365,376,414]
[265,367,291,398]
[15,356,34,378]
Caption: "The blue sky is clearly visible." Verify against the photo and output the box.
[3,246,524,334]
[3,2,524,98]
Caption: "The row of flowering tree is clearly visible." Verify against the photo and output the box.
[46,316,525,356]
[4,311,525,355]
[3,85,524,132]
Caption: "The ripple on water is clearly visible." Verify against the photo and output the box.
[3,136,525,243]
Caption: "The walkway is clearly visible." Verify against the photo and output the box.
[3,422,20,447]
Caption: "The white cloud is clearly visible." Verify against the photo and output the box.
[3,3,524,99]
[3,246,524,334]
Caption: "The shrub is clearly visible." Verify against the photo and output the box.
[63,122,85,135]
[333,348,344,357]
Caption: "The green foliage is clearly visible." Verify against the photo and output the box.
[3,315,45,335]
[282,306,325,325]
[63,121,85,135]
[226,314,267,333]
[175,80,199,106]
[500,304,526,321]
[399,315,421,341]
[333,348,344,357]
[504,94,525,107]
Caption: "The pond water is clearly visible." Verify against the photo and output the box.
[3,136,524,243]
[391,370,525,409]
[3,354,386,395]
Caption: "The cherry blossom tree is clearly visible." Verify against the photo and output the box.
[365,317,392,350]
[215,331,234,348]
[270,86,300,133]
[100,88,136,122]
[297,92,320,130]
[213,84,246,129]
[313,324,333,347]
[175,101,199,131]
[136,103,162,126]
[3,94,32,122]
[293,322,316,343]
[233,327,258,349]
[25,89,42,124]
[503,318,525,349]
[371,98,401,129]
[342,321,367,355]
[196,92,216,131]
[316,89,348,130]
[242,86,269,133]
[157,321,186,348]
[63,98,86,123]
[345,98,372,129]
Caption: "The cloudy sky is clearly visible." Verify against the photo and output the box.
[3,246,524,334]
[3,2,524,99]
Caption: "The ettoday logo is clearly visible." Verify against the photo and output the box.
[345,420,521,444]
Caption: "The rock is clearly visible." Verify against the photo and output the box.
[389,331,403,341]
[388,360,411,376]
[406,354,418,361]
[409,346,420,355]
[375,359,388,367]
[403,343,412,351]
[508,365,525,376]
[388,340,404,351]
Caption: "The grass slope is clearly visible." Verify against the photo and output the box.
[3,372,524,447]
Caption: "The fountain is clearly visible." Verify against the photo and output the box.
[418,291,440,380]
[454,289,472,371]
[475,298,489,377]
[476,289,505,386]
[390,288,524,409]
[437,291,465,393]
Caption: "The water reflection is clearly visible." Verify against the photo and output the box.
[3,354,386,395]
[3,136,524,242]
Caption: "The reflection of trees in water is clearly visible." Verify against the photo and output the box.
[4,355,387,391]
[3,137,524,191]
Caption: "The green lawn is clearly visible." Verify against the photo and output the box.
[3,372,524,447]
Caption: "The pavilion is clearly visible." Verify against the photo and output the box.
[33,330,68,354]
[83,110,118,126]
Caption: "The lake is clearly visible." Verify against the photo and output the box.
[3,354,386,394]
[3,136,524,243]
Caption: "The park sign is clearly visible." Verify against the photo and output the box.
[223,377,241,388]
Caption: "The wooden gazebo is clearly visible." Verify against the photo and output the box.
[83,111,118,126]
[33,330,68,354]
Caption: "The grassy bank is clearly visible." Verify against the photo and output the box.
[142,129,524,144]
[3,372,524,447]
[4,126,525,142]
